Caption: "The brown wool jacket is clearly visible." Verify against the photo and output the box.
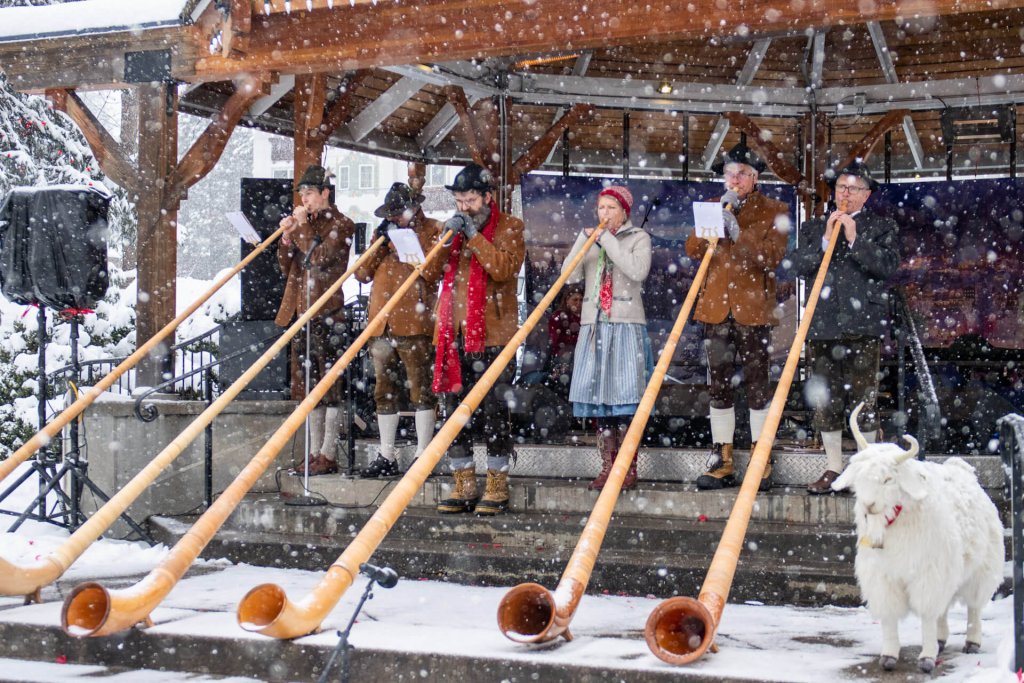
[684,190,789,327]
[274,205,355,327]
[433,211,526,348]
[354,211,445,338]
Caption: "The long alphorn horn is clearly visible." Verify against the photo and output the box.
[645,218,845,665]
[61,231,450,638]
[497,236,719,643]
[0,236,388,601]
[235,222,608,640]
[0,226,286,486]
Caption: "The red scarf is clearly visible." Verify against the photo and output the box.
[432,201,500,393]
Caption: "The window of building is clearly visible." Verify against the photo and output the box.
[336,166,351,190]
[358,164,375,190]
[272,168,291,179]
[427,165,447,187]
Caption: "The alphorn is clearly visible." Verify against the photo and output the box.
[61,231,450,638]
[235,222,608,639]
[497,236,719,643]
[0,226,286,486]
[644,214,846,665]
[0,236,387,600]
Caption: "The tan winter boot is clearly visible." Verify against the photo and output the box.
[588,426,618,491]
[695,443,737,490]
[475,470,510,516]
[437,468,479,514]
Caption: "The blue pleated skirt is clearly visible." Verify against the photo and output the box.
[570,322,654,417]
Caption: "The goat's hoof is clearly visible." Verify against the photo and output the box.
[937,640,945,654]
[879,655,898,671]
[963,641,980,654]
[918,657,936,673]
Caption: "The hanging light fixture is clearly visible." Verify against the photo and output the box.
[657,79,674,95]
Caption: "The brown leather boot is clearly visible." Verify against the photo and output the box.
[588,426,618,491]
[437,468,479,514]
[475,470,510,516]
[695,443,737,490]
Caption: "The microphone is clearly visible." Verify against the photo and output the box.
[359,562,398,589]
[302,234,323,269]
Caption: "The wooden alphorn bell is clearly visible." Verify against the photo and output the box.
[235,222,608,640]
[497,234,719,644]
[643,202,845,665]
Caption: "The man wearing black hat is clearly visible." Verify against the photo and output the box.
[275,164,356,476]
[688,140,790,492]
[433,163,525,516]
[791,160,901,494]
[354,183,445,478]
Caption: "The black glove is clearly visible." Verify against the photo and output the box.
[375,219,395,242]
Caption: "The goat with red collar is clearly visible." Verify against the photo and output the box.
[832,403,1004,674]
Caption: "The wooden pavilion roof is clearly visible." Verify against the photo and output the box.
[2,0,1023,180]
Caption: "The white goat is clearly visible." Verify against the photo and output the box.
[832,404,1004,673]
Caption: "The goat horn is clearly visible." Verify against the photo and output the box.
[849,402,869,452]
[896,435,920,463]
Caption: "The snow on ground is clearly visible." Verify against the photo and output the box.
[1,462,1019,682]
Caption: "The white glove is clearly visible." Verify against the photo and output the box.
[723,210,741,242]
[720,190,741,208]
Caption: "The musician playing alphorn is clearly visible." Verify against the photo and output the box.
[791,160,901,494]
[687,141,790,492]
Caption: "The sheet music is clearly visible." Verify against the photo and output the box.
[388,228,426,265]
[692,201,726,239]
[225,211,261,245]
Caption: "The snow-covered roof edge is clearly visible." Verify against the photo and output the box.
[0,0,212,45]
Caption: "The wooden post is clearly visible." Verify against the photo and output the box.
[135,82,179,386]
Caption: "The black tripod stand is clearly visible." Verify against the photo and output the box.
[317,562,399,683]
[0,307,152,542]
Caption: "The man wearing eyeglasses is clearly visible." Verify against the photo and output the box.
[791,160,901,494]
[688,141,790,492]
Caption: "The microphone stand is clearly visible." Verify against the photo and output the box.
[287,230,326,507]
[317,564,398,683]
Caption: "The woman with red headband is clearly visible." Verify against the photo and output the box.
[561,185,653,491]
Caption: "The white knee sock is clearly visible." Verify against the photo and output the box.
[307,407,326,458]
[749,407,769,444]
[320,407,341,460]
[414,409,436,458]
[822,430,844,473]
[709,406,735,445]
[377,413,400,461]
[863,429,878,444]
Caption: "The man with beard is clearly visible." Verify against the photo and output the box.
[433,164,525,516]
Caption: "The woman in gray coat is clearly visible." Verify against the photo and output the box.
[562,185,653,491]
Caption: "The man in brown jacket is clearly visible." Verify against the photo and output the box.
[275,164,355,476]
[433,164,525,516]
[686,142,789,492]
[354,183,445,478]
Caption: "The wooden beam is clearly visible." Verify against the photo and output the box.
[511,103,594,181]
[342,76,422,143]
[443,86,489,171]
[866,21,925,169]
[835,109,911,171]
[700,38,772,170]
[135,81,179,385]
[722,112,804,188]
[48,89,139,194]
[192,0,1024,79]
[169,73,270,206]
[320,70,373,138]
[293,73,328,191]
[221,0,253,57]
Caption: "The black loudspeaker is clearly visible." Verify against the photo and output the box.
[239,178,292,322]
[0,186,110,310]
[217,319,289,399]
